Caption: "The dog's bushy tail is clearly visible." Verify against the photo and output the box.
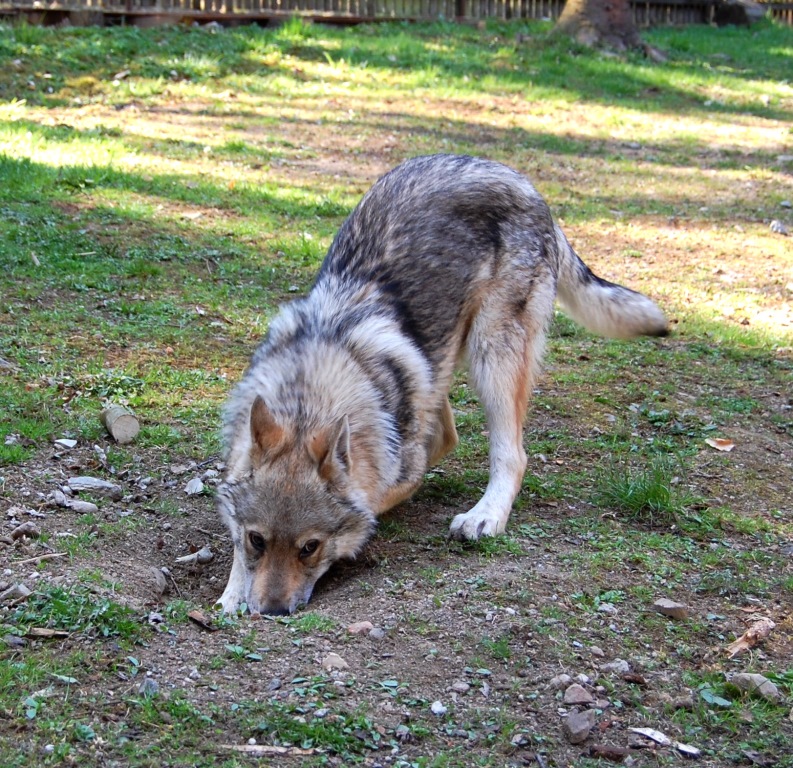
[554,226,668,339]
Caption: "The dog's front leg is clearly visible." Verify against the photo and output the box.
[449,428,526,540]
[216,547,248,613]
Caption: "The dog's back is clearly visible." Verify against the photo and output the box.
[217,154,667,614]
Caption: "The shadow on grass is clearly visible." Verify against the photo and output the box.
[2,112,785,244]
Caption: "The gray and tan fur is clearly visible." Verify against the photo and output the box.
[217,154,667,615]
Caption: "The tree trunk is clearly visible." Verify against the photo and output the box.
[555,0,643,51]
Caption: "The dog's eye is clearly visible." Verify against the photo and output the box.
[248,532,266,552]
[300,539,320,558]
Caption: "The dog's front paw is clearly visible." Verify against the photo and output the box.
[216,585,245,614]
[449,507,507,541]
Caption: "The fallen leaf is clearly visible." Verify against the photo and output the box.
[188,609,218,632]
[726,617,775,658]
[705,437,735,452]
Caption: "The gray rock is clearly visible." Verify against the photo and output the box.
[548,673,573,690]
[138,678,159,697]
[149,567,168,598]
[562,708,596,744]
[652,598,690,620]
[728,673,782,702]
[184,478,205,496]
[564,683,595,705]
[69,500,99,515]
[68,476,122,500]
[0,583,32,603]
[321,653,348,671]
[600,659,630,675]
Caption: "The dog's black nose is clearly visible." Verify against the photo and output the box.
[261,605,291,617]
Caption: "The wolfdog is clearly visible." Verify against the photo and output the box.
[216,154,667,615]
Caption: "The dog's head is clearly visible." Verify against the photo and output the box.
[218,396,376,615]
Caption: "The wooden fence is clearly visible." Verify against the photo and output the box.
[1,0,791,26]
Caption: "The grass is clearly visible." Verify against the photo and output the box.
[0,15,792,768]
[592,455,697,526]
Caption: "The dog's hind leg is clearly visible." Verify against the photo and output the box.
[428,398,459,467]
[449,276,554,540]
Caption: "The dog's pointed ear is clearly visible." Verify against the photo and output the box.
[308,415,351,482]
[250,395,287,466]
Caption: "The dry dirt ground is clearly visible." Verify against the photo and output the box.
[2,32,793,767]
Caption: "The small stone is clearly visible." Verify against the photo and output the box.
[563,708,596,744]
[770,220,789,236]
[68,501,99,515]
[347,621,373,635]
[430,700,447,716]
[268,678,282,692]
[548,673,573,690]
[675,742,702,758]
[671,694,694,710]
[170,463,195,476]
[54,438,77,449]
[590,646,605,657]
[68,476,122,500]
[600,659,631,675]
[10,521,40,540]
[0,583,32,603]
[52,490,69,507]
[149,567,168,598]
[588,744,632,762]
[652,598,689,620]
[451,681,470,694]
[321,653,349,671]
[368,627,386,641]
[729,673,782,703]
[781,200,792,208]
[597,602,617,615]
[184,478,204,496]
[138,678,159,697]
[564,683,595,705]
[188,668,201,680]
[630,727,672,746]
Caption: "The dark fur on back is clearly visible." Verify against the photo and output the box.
[216,154,667,615]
